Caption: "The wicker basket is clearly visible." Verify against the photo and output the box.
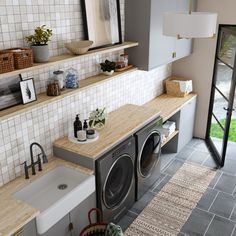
[165,76,192,97]
[0,51,14,74]
[8,48,33,69]
[80,208,108,236]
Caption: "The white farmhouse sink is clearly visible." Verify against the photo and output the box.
[13,166,95,234]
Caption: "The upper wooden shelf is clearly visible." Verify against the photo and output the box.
[0,67,138,121]
[0,41,139,80]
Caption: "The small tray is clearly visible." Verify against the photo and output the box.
[68,131,99,144]
[115,64,133,72]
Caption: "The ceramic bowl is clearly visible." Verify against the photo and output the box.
[64,40,93,55]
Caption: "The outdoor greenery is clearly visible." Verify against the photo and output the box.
[210,118,236,142]
[25,25,53,45]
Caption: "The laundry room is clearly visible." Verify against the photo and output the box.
[0,0,236,235]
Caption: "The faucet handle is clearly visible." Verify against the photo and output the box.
[20,161,29,179]
[37,154,42,171]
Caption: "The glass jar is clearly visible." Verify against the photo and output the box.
[53,70,64,90]
[46,77,61,96]
[65,68,79,89]
[120,53,129,67]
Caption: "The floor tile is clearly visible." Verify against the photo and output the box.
[181,208,214,236]
[214,173,236,194]
[163,159,184,176]
[202,155,219,169]
[230,205,236,221]
[208,171,222,188]
[205,215,235,236]
[175,146,194,161]
[197,188,218,211]
[186,138,203,148]
[117,211,137,231]
[130,191,155,215]
[152,174,172,193]
[222,157,236,175]
[187,150,209,165]
[192,139,210,152]
[209,192,236,218]
[232,226,236,236]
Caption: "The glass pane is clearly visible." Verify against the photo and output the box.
[215,60,233,99]
[229,95,236,143]
[218,31,236,67]
[212,89,228,127]
[104,155,133,208]
[210,116,224,155]
[140,132,160,177]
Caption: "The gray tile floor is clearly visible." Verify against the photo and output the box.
[118,138,236,236]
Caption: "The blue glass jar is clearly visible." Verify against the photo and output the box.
[65,68,79,89]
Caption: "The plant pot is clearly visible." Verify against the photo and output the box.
[102,70,114,76]
[31,44,49,63]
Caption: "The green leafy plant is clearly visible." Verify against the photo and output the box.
[100,60,116,72]
[25,25,53,46]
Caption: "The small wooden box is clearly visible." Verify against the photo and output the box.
[165,76,192,97]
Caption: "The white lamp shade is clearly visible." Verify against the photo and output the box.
[163,12,218,38]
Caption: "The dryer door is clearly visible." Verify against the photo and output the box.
[138,130,161,178]
[103,154,134,209]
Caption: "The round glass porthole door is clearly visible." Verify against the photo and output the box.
[103,154,134,209]
[138,131,161,178]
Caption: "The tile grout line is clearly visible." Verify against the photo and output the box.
[206,190,220,212]
[211,171,223,189]
[203,213,215,236]
[230,224,236,236]
[229,202,236,220]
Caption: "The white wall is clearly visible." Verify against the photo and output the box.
[172,0,236,138]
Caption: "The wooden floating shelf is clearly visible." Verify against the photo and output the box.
[0,41,138,80]
[161,130,179,148]
[0,67,138,121]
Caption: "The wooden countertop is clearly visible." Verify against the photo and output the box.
[0,157,93,236]
[54,104,161,159]
[145,93,197,122]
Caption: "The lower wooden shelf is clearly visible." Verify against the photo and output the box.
[161,130,179,148]
[0,67,137,121]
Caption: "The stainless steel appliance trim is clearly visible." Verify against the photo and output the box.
[102,154,134,210]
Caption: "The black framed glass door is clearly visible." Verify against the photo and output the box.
[206,25,236,167]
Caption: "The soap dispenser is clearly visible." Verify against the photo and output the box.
[74,114,82,138]
[83,119,88,130]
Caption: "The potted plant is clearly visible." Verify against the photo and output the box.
[25,25,53,63]
[100,60,116,75]
[89,108,107,129]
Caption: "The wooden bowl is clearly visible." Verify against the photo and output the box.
[65,40,93,55]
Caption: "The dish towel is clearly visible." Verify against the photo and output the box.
[105,223,123,236]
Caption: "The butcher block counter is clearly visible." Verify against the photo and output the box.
[53,93,197,169]
[53,104,161,165]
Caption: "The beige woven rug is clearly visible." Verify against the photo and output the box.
[125,162,216,236]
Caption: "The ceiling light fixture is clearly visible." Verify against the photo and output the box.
[163,0,218,39]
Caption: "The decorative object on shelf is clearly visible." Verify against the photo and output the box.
[25,25,53,63]
[46,77,61,96]
[0,51,14,74]
[81,0,122,49]
[163,0,217,39]
[68,130,99,144]
[100,60,116,75]
[89,107,107,129]
[119,53,129,67]
[6,48,33,69]
[165,76,193,97]
[86,129,97,139]
[0,74,22,110]
[20,78,37,104]
[115,64,133,72]
[53,70,64,90]
[65,40,93,55]
[74,114,82,138]
[65,68,79,88]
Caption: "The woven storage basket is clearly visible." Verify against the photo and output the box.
[8,48,33,69]
[0,51,14,74]
[80,208,108,236]
[165,76,192,97]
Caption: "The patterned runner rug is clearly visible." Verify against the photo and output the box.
[125,162,216,236]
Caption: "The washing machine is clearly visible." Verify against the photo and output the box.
[134,117,162,200]
[96,136,135,223]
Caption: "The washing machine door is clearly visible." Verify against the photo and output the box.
[138,130,161,178]
[103,154,134,209]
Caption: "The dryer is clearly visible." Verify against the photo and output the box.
[96,136,135,223]
[134,117,162,200]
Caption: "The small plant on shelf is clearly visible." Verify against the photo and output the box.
[89,108,107,129]
[100,60,116,75]
[25,25,53,63]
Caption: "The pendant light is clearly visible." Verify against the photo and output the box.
[163,0,218,39]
